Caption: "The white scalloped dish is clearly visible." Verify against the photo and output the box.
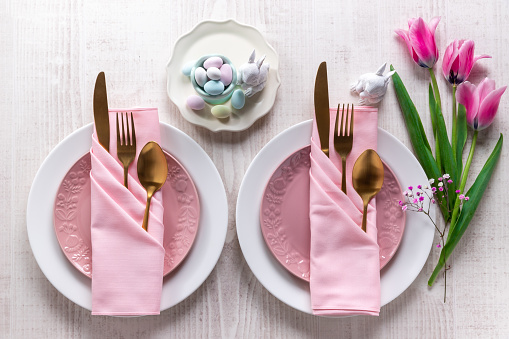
[166,19,281,132]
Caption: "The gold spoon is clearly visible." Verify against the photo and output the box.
[352,149,384,232]
[137,141,168,232]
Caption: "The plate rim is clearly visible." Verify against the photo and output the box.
[27,122,228,312]
[166,18,282,132]
[236,119,435,315]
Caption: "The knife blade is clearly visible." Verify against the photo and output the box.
[314,62,330,157]
[93,72,110,153]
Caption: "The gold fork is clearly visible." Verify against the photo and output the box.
[334,104,354,194]
[116,112,136,189]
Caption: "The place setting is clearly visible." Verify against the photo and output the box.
[27,71,228,314]
[236,61,435,315]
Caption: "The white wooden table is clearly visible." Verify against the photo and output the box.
[2,0,509,337]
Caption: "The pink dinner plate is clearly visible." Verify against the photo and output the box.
[259,146,406,281]
[53,150,200,278]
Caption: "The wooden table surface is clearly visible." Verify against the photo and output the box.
[2,0,509,337]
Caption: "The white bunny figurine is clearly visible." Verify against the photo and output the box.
[351,63,396,105]
[238,49,270,97]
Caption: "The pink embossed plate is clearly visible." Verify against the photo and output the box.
[259,145,405,281]
[53,150,200,278]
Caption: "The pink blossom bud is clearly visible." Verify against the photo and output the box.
[465,196,469,201]
[459,194,465,200]
[439,187,444,191]
[455,190,461,193]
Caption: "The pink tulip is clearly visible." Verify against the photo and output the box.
[456,78,506,130]
[442,40,491,85]
[395,17,440,69]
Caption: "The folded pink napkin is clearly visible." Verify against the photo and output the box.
[309,106,380,316]
[90,108,165,316]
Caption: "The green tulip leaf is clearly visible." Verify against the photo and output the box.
[433,94,458,209]
[428,133,503,286]
[391,65,449,220]
[456,104,468,176]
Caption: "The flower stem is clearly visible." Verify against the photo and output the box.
[452,85,457,159]
[429,68,442,112]
[448,130,478,239]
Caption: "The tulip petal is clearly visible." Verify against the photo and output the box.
[473,54,492,63]
[429,17,441,35]
[442,41,459,82]
[476,86,506,130]
[395,29,420,64]
[477,77,496,103]
[409,18,438,68]
[456,40,475,83]
[408,18,418,28]
[456,81,480,128]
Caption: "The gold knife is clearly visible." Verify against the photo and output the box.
[314,62,330,157]
[93,72,110,152]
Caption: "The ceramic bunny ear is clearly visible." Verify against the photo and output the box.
[248,49,256,63]
[375,63,387,76]
[385,70,396,79]
[256,55,266,69]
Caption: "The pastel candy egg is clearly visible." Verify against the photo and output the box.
[181,60,195,76]
[194,67,208,87]
[211,105,231,119]
[186,95,205,110]
[204,80,225,95]
[220,64,233,86]
[231,89,246,109]
[206,67,221,80]
[203,56,223,69]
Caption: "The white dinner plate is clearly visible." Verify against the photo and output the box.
[236,120,435,315]
[27,122,228,312]
[166,19,281,132]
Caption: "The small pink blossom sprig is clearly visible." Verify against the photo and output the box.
[399,174,469,302]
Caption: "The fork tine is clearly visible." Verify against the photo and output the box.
[340,104,345,136]
[121,113,126,146]
[125,113,131,146]
[345,104,350,136]
[334,104,340,137]
[130,112,136,148]
[116,113,121,146]
[349,104,354,136]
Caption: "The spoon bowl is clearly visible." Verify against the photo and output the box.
[352,149,384,232]
[138,141,168,231]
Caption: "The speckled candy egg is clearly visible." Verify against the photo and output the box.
[220,64,233,86]
[211,105,231,118]
[231,89,246,109]
[206,67,221,81]
[203,80,225,95]
[194,67,208,87]
[203,56,223,69]
[186,95,205,110]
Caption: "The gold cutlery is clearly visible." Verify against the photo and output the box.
[138,141,168,232]
[334,104,354,194]
[116,112,136,189]
[93,72,110,152]
[314,62,331,157]
[352,149,384,232]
